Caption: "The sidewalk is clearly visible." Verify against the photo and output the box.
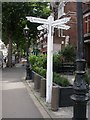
[25,73,90,119]
[2,64,90,119]
[26,80,73,119]
[2,64,50,118]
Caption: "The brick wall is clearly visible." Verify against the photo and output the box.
[53,2,77,51]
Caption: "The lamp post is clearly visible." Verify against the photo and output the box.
[23,25,32,80]
[71,2,89,120]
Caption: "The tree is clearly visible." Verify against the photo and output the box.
[60,45,76,62]
[2,2,50,67]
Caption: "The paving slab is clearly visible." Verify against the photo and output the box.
[26,74,90,120]
[2,64,44,118]
[2,64,90,120]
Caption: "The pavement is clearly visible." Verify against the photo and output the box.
[2,64,43,118]
[26,80,73,119]
[26,77,90,120]
[1,63,90,119]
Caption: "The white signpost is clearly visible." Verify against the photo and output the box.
[37,24,48,31]
[56,24,70,30]
[26,16,48,24]
[26,14,70,103]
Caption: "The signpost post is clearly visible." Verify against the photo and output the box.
[26,14,70,103]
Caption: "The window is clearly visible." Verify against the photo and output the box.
[84,17,87,34]
[84,15,90,34]
[58,29,65,37]
[58,2,65,19]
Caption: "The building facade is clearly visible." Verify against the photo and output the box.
[37,30,47,54]
[83,2,90,67]
[37,2,77,54]
[37,2,90,68]
[53,2,77,52]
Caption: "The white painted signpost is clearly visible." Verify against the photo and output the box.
[26,14,70,103]
[37,24,48,31]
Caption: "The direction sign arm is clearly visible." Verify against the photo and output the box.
[55,24,70,30]
[26,16,48,24]
[52,17,71,27]
[37,24,48,31]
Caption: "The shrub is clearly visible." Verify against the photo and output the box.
[60,45,76,62]
[33,66,40,74]
[36,54,47,69]
[33,66,70,87]
[29,55,38,67]
[53,54,62,73]
[33,66,46,78]
[29,54,47,69]
[39,68,46,78]
[53,72,71,87]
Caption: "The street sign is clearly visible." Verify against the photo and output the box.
[26,14,71,104]
[26,16,48,24]
[37,24,48,30]
[52,17,71,27]
[55,24,70,30]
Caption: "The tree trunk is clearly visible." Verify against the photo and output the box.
[16,43,19,63]
[7,37,12,67]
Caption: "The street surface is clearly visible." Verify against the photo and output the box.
[1,63,90,119]
[2,64,43,118]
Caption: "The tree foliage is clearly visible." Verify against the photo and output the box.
[60,45,76,62]
[2,2,50,49]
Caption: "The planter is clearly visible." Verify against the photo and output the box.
[40,78,46,97]
[32,71,36,82]
[34,72,42,91]
[32,71,46,94]
[59,85,74,107]
[52,83,74,107]
[32,71,74,107]
[51,86,59,111]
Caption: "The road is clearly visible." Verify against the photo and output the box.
[2,64,43,118]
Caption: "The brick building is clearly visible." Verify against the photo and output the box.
[37,2,77,53]
[53,2,77,51]
[37,30,47,54]
[83,2,90,67]
[37,2,90,69]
